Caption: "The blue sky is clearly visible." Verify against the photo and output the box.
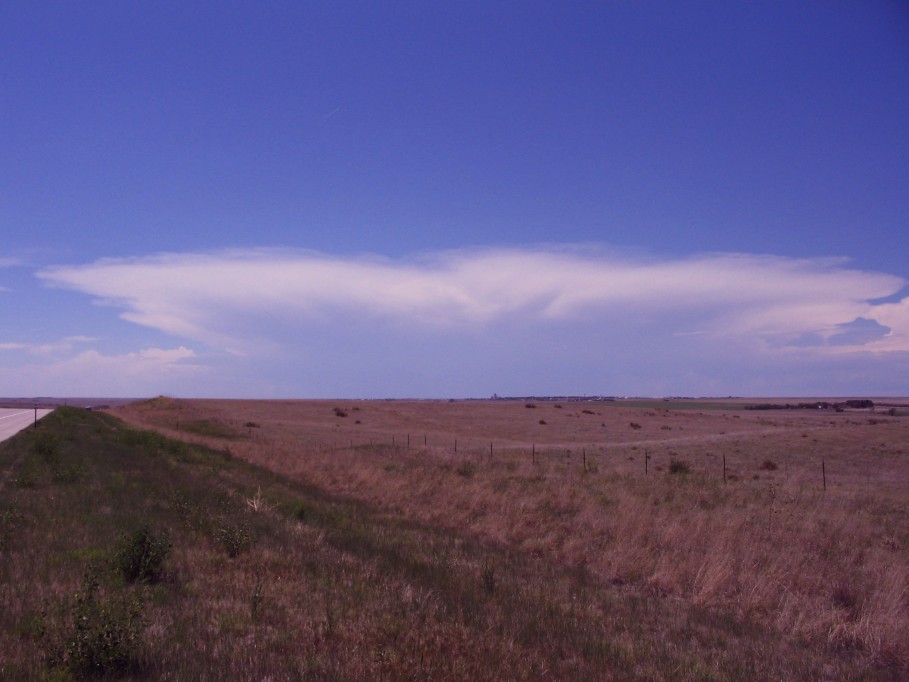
[2,1,908,398]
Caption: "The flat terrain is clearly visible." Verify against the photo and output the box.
[108,396,909,677]
[1,399,906,679]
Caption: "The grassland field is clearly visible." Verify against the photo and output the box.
[1,397,906,679]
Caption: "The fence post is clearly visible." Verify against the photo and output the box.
[822,459,826,491]
[455,439,458,453]
[532,442,536,464]
[723,454,726,483]
[489,441,493,459]
[645,450,649,475]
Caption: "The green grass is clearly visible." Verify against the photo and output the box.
[0,407,899,680]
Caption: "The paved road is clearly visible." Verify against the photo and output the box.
[0,408,54,443]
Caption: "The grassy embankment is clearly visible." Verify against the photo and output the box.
[1,406,905,680]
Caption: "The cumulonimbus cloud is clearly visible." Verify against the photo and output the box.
[37,246,909,354]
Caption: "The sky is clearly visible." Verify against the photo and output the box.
[2,1,908,398]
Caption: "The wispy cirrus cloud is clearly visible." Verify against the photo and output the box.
[37,246,908,356]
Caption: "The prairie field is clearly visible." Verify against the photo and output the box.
[1,398,906,679]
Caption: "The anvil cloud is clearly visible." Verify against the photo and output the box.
[39,247,908,356]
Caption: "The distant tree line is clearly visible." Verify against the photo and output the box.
[745,400,874,411]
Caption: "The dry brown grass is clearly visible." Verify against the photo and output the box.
[11,405,868,680]
[111,397,909,673]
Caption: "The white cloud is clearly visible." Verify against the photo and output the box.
[38,247,908,355]
[0,344,203,396]
[0,335,97,357]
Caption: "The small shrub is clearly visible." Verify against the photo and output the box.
[525,403,536,409]
[629,422,642,430]
[538,419,547,425]
[554,404,563,409]
[668,459,691,475]
[45,567,144,677]
[115,525,171,583]
[332,407,348,418]
[581,409,594,415]
[244,421,260,428]
[217,523,252,558]
[759,459,778,471]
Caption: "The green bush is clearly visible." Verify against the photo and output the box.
[46,567,144,677]
[115,525,171,583]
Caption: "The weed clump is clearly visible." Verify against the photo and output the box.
[115,525,171,584]
[668,459,691,475]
